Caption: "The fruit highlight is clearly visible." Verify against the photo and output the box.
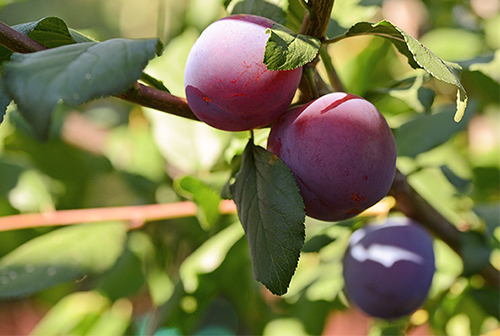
[342,217,435,319]
[184,14,303,131]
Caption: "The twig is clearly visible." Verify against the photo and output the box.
[0,20,198,122]
[0,21,48,53]
[389,169,499,289]
[0,200,237,232]
[118,83,197,121]
[299,0,335,40]
[296,0,336,100]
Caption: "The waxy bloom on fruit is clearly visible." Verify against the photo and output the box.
[342,217,435,319]
[184,14,302,131]
[267,92,397,221]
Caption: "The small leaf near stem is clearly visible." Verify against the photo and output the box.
[140,72,170,92]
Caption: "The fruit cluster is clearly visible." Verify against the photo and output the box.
[185,14,397,221]
[185,14,434,318]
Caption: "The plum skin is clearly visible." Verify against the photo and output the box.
[184,14,303,131]
[267,92,397,221]
[342,217,435,319]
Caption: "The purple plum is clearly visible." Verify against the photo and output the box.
[184,14,302,131]
[342,217,435,319]
[267,92,397,221]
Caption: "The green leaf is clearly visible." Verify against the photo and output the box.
[461,50,500,83]
[174,175,222,230]
[0,221,128,298]
[342,20,468,122]
[227,0,288,25]
[264,23,321,71]
[301,234,336,253]
[230,140,305,295]
[460,231,492,277]
[469,287,500,320]
[27,17,75,48]
[376,70,435,113]
[0,17,76,63]
[395,104,475,158]
[2,38,161,140]
[440,165,470,194]
[0,73,11,124]
[473,204,500,239]
[30,291,132,336]
[180,223,245,293]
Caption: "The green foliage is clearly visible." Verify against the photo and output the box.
[341,20,468,121]
[226,0,289,24]
[395,105,474,158]
[174,176,222,230]
[0,222,128,298]
[230,140,305,295]
[264,22,321,70]
[3,38,161,140]
[0,1,497,336]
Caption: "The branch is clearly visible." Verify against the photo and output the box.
[118,83,198,121]
[0,21,48,53]
[389,169,499,289]
[0,21,198,122]
[299,0,335,40]
[0,200,237,232]
[297,0,336,99]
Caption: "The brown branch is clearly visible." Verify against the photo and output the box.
[299,0,335,40]
[118,84,197,121]
[297,0,336,99]
[0,21,48,53]
[0,200,237,232]
[389,169,500,289]
[0,20,198,121]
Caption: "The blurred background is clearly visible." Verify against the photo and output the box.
[0,0,498,335]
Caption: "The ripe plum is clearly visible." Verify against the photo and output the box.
[267,92,396,221]
[184,14,302,131]
[342,217,435,319]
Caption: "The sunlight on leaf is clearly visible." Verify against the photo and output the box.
[179,223,244,293]
[0,221,128,298]
[342,20,469,122]
[264,23,321,71]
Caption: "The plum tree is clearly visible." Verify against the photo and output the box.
[342,217,435,320]
[184,14,303,131]
[267,92,397,221]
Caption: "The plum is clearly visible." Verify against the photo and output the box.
[267,92,397,221]
[184,14,302,131]
[342,217,435,319]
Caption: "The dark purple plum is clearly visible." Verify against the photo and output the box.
[267,92,396,221]
[184,14,302,131]
[342,217,435,319]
